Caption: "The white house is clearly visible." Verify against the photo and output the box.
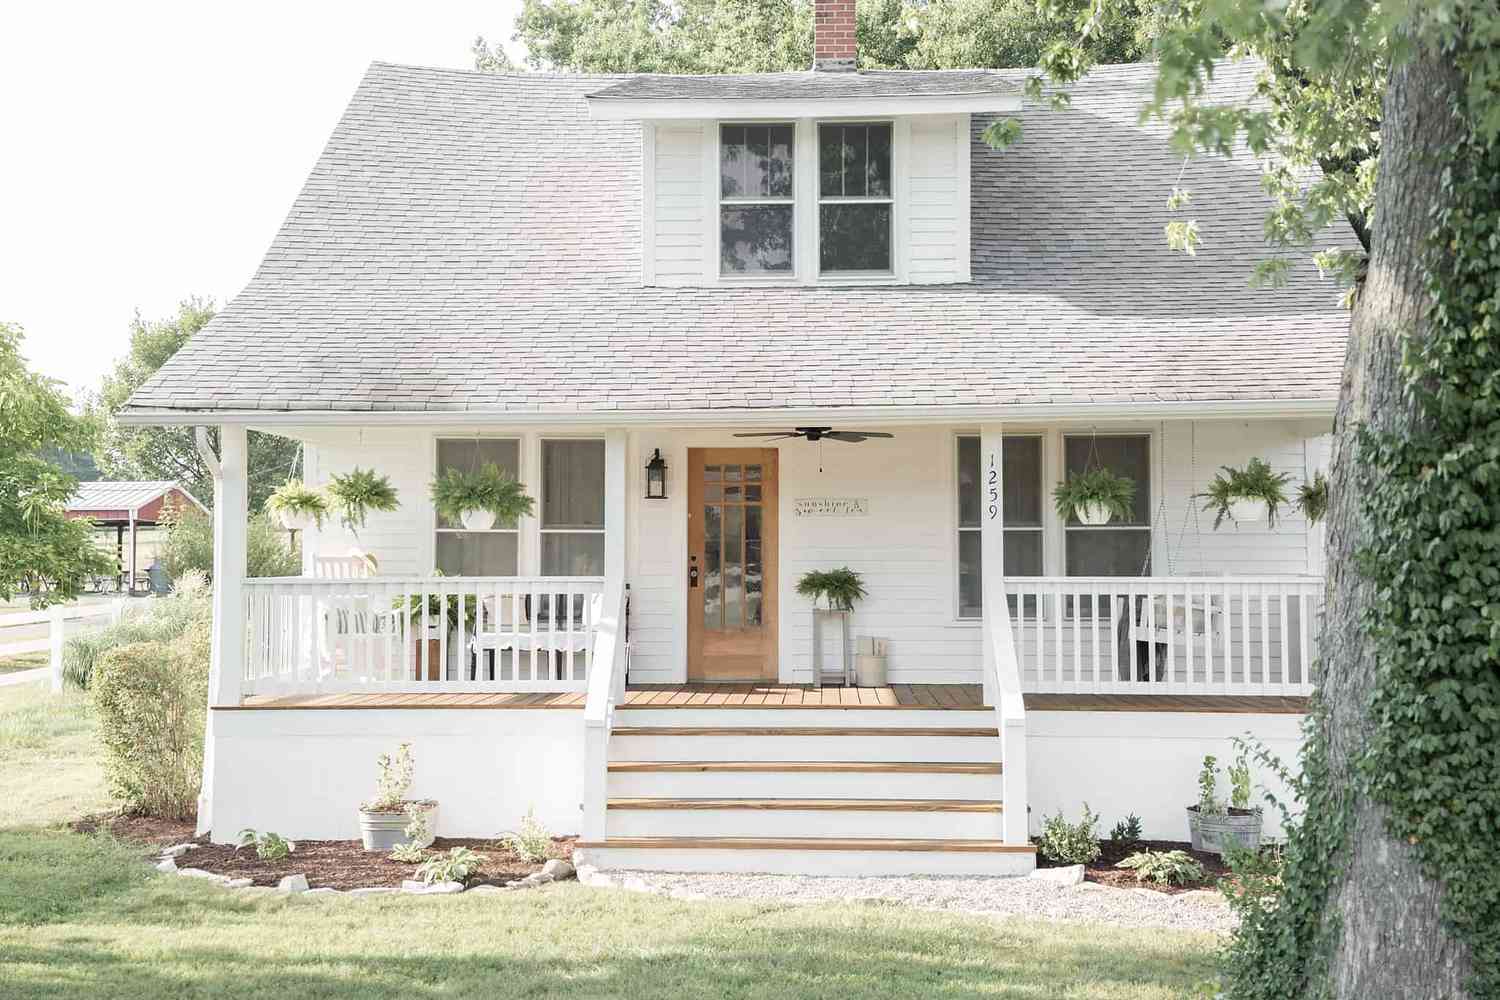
[120,2,1351,875]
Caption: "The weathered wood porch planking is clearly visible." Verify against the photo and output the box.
[230,684,1307,713]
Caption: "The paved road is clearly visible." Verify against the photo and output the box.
[0,667,47,688]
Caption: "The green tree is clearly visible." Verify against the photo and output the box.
[0,322,114,608]
[89,298,301,512]
[492,0,1151,74]
[1008,1,1499,996]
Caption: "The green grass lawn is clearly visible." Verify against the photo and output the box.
[0,683,1221,999]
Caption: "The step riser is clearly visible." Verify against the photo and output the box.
[608,770,1004,800]
[575,846,1035,876]
[614,709,995,728]
[609,734,1001,763]
[606,808,1004,840]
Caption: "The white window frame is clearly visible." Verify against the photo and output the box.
[955,432,1044,621]
[716,122,797,279]
[817,120,896,277]
[432,435,523,577]
[539,436,608,576]
[1060,431,1154,583]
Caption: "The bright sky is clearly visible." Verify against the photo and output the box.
[0,1,526,401]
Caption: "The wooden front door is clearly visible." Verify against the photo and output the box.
[687,448,778,681]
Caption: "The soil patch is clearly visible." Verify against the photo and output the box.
[177,836,576,891]
[1036,839,1232,895]
[73,813,197,848]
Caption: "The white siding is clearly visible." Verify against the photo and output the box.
[650,122,706,285]
[907,115,965,284]
[300,427,433,576]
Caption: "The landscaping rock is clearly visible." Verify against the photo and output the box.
[223,878,254,889]
[277,874,309,893]
[1029,865,1085,886]
[1176,889,1226,906]
[304,888,343,896]
[401,879,464,894]
[524,872,554,886]
[178,867,222,881]
[541,859,575,881]
[348,887,398,897]
[154,857,178,874]
[160,843,197,859]
[575,865,613,888]
[467,885,505,895]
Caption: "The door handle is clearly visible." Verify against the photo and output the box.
[689,556,700,588]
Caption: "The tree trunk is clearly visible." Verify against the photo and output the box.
[1321,37,1475,999]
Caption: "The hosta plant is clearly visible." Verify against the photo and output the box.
[236,828,296,860]
[265,480,329,529]
[1053,467,1136,524]
[499,808,552,864]
[1036,802,1102,865]
[1199,458,1293,528]
[416,846,486,885]
[326,467,400,534]
[390,842,427,864]
[430,463,534,527]
[1117,849,1207,887]
[795,567,867,611]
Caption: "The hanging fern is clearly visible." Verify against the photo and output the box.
[326,468,400,534]
[1052,467,1136,522]
[1199,458,1293,528]
[429,464,534,525]
[1297,472,1329,525]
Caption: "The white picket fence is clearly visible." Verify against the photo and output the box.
[1008,576,1323,695]
[0,601,128,690]
[241,576,607,696]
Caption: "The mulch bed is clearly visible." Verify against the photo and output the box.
[1035,839,1232,895]
[73,811,575,891]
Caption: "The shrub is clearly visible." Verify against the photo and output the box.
[62,574,212,690]
[91,620,210,819]
[158,507,300,583]
[499,808,551,863]
[1109,814,1143,844]
[237,829,295,860]
[1037,803,1102,865]
[416,846,485,885]
[1117,850,1207,886]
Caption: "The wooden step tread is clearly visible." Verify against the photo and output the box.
[607,798,1002,812]
[607,761,1002,774]
[577,837,1034,854]
[611,726,1000,738]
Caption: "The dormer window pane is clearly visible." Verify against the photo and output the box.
[720,123,794,275]
[819,122,893,274]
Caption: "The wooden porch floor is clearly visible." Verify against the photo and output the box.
[230,684,1307,713]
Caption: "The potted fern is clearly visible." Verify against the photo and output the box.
[1053,468,1136,526]
[326,467,401,534]
[430,463,534,531]
[1200,458,1292,527]
[266,480,329,532]
[795,567,867,611]
[1298,471,1329,524]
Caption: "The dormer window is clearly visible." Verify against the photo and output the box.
[719,124,795,274]
[818,122,893,274]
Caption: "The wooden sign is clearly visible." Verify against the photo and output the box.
[794,497,870,517]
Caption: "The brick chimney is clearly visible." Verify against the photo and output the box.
[813,0,857,72]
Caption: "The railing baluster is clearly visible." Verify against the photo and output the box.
[1299,583,1314,692]
[1259,582,1271,694]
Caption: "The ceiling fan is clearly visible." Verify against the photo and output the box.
[733,426,895,443]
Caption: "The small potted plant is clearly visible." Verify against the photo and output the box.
[1298,471,1328,524]
[1200,457,1293,527]
[1185,750,1263,856]
[1053,467,1136,526]
[327,467,401,535]
[430,462,535,532]
[392,580,480,681]
[795,567,867,611]
[359,742,438,852]
[265,480,329,532]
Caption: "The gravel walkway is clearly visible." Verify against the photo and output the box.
[579,869,1235,934]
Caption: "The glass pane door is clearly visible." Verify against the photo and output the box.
[702,462,766,632]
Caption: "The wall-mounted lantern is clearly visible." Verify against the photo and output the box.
[645,448,668,500]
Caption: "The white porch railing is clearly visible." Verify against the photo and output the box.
[242,576,606,696]
[1007,576,1323,695]
[581,575,629,842]
[982,580,1030,846]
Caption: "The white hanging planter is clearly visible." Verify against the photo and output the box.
[1076,502,1115,526]
[277,509,317,532]
[1228,498,1269,524]
[459,509,497,531]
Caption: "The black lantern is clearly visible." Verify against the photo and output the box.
[645,448,668,500]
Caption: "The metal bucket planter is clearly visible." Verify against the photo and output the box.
[1186,806,1262,856]
[359,801,438,852]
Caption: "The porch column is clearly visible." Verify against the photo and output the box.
[979,426,1004,707]
[209,425,249,707]
[604,429,627,585]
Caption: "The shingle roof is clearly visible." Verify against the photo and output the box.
[587,68,1018,101]
[67,481,204,514]
[125,60,1355,419]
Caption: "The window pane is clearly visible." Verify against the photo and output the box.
[957,436,980,528]
[866,124,892,197]
[745,505,763,626]
[721,124,793,199]
[1063,435,1150,525]
[542,440,604,529]
[436,532,518,576]
[436,439,520,529]
[819,124,891,198]
[766,125,794,198]
[721,205,793,273]
[703,504,721,629]
[958,530,982,619]
[541,533,604,576]
[819,125,843,197]
[720,125,746,197]
[1004,437,1043,527]
[820,203,891,272]
[1004,531,1042,575]
[723,505,744,627]
[1066,530,1152,577]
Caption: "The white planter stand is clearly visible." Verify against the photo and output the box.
[460,509,497,531]
[810,608,852,689]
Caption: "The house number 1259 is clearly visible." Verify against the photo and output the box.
[987,454,999,520]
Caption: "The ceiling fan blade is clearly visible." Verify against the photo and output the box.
[822,432,870,443]
[840,431,895,438]
[733,431,803,438]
